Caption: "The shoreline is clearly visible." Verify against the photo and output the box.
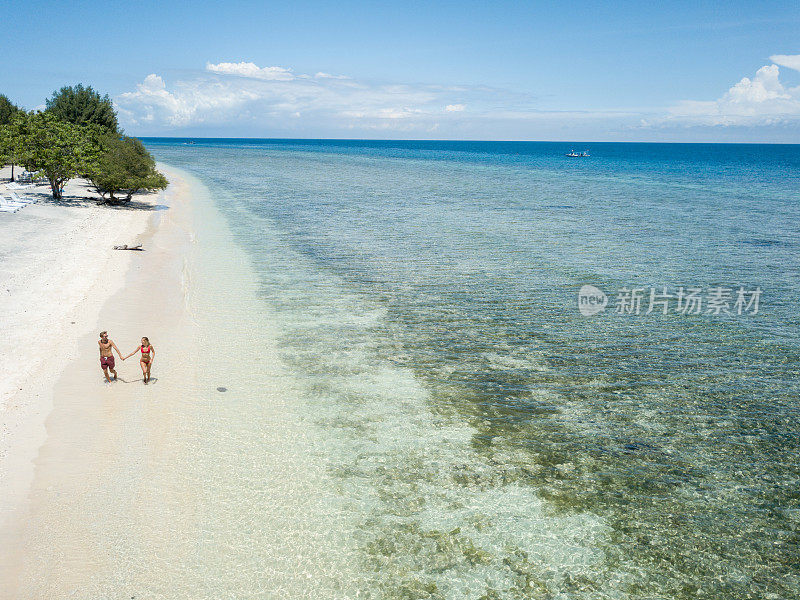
[0,164,191,595]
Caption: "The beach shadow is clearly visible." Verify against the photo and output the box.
[98,198,163,212]
[31,192,163,212]
[123,377,158,385]
[101,376,158,385]
[29,194,96,209]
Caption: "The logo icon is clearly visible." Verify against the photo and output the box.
[578,285,607,316]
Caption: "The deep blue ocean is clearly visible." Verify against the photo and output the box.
[146,138,800,600]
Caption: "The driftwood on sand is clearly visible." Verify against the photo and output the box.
[113,244,144,251]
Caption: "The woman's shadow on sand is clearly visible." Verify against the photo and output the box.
[105,377,159,385]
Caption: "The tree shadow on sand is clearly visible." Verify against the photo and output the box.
[36,193,165,211]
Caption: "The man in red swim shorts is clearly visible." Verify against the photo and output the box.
[99,331,123,382]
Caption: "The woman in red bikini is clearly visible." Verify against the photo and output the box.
[124,337,155,384]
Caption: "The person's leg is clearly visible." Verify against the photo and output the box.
[110,367,118,380]
[146,363,152,383]
[141,360,147,383]
[102,366,111,383]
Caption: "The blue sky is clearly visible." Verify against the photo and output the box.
[2,0,799,141]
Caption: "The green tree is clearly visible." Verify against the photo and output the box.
[11,111,97,199]
[89,135,168,203]
[45,84,120,134]
[0,94,23,180]
[0,94,21,126]
[0,111,30,178]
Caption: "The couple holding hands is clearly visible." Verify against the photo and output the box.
[98,331,155,384]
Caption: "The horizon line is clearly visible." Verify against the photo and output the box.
[136,136,800,146]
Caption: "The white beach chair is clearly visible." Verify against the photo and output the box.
[8,192,37,204]
[0,192,32,208]
[0,197,21,212]
[0,198,26,208]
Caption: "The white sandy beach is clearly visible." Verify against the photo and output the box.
[0,168,159,406]
[0,165,190,595]
[0,167,164,522]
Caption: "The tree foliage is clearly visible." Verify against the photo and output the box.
[0,95,23,167]
[0,94,21,126]
[6,111,97,199]
[89,135,168,203]
[0,111,26,169]
[46,84,120,134]
[1,84,167,201]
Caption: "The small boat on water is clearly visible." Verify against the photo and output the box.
[565,149,590,157]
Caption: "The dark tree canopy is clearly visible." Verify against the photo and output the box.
[0,94,21,126]
[6,111,97,199]
[89,134,168,203]
[46,84,120,134]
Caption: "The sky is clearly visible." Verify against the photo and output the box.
[1,0,799,142]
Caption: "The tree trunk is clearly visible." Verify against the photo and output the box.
[10,164,14,182]
[49,177,62,199]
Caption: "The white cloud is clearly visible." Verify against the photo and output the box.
[205,61,295,81]
[140,73,165,90]
[665,63,800,126]
[769,54,800,72]
[117,71,263,127]
[116,61,502,133]
[726,64,789,103]
[115,57,800,139]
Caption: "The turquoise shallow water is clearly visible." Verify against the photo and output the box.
[147,139,800,599]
